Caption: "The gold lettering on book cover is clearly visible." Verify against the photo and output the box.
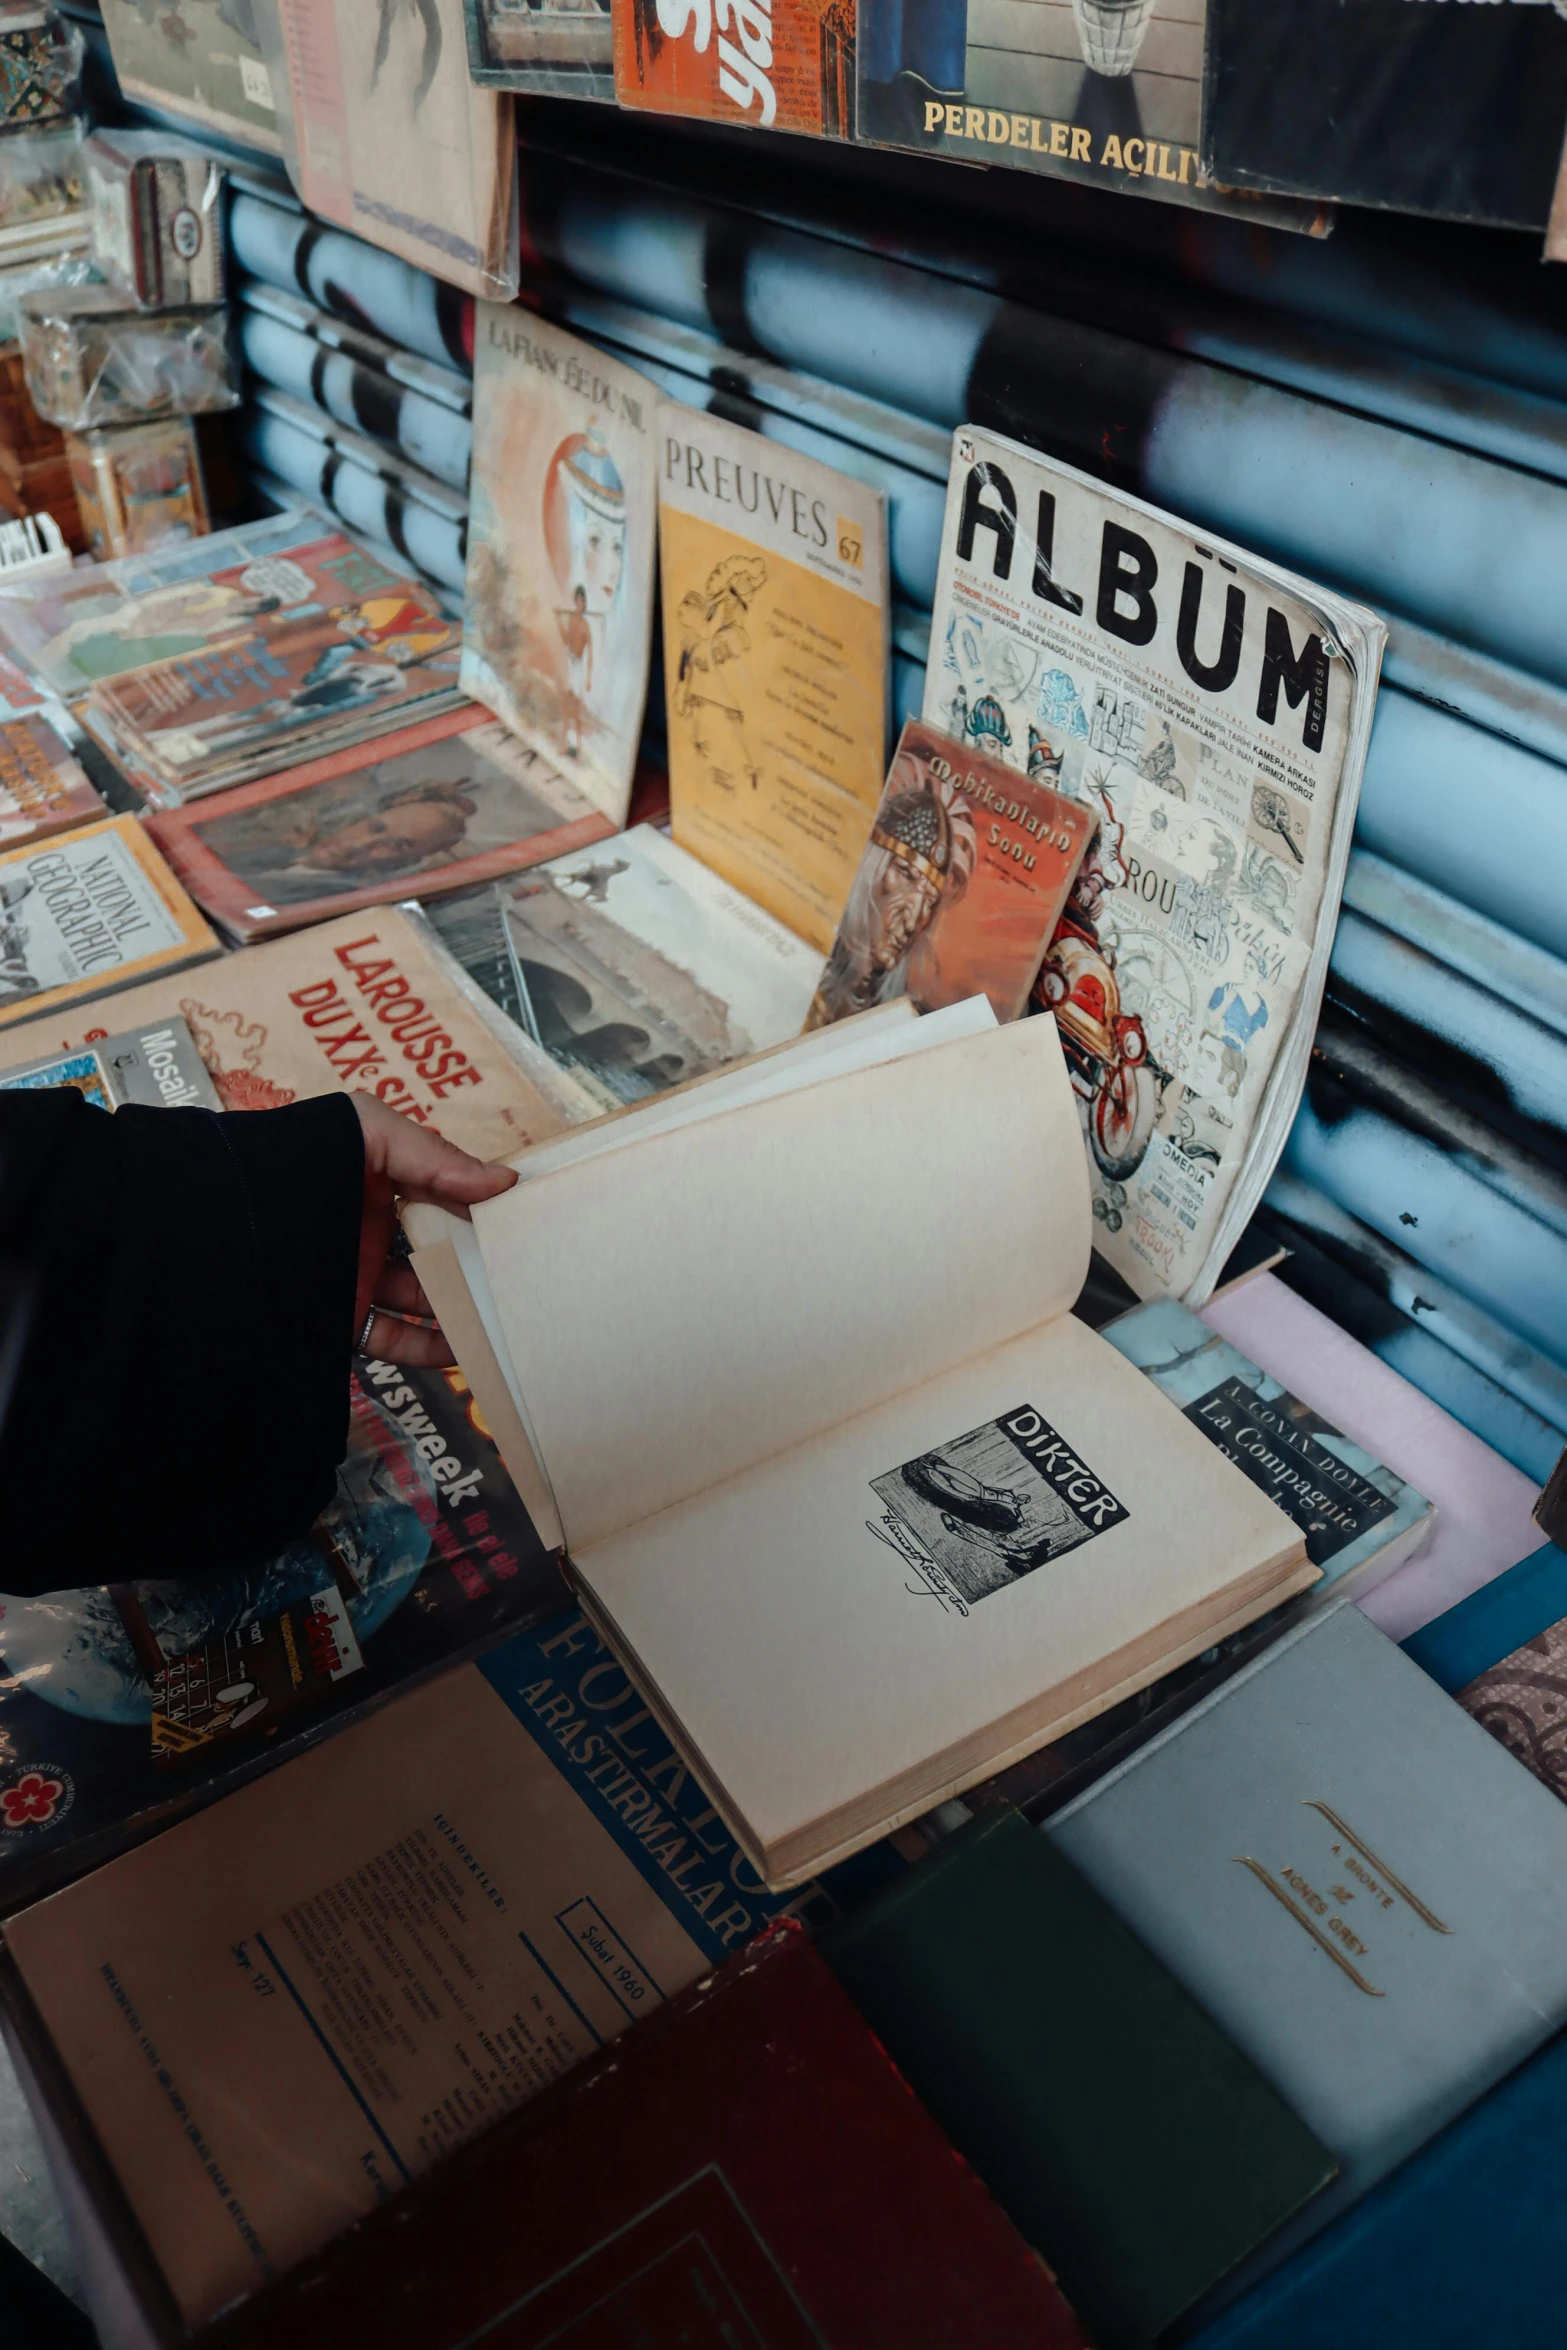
[1232,1856,1384,1997]
[1303,1800,1453,1934]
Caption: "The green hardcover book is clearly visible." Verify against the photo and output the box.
[824,1804,1336,2349]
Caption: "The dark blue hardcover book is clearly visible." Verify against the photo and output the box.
[1184,2029,1567,2348]
[1401,1543,1567,1692]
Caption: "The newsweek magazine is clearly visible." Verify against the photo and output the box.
[0,1361,566,1912]
[924,424,1383,1304]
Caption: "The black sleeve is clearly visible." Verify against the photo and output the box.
[0,1089,364,1596]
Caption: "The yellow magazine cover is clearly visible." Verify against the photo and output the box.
[0,813,218,1031]
[657,401,889,953]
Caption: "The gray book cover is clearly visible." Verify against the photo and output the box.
[1048,1602,1567,2251]
[0,1014,219,1111]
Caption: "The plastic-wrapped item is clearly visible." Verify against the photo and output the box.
[83,129,224,309]
[0,241,95,343]
[65,416,208,558]
[20,285,237,426]
[0,7,81,124]
[0,112,81,241]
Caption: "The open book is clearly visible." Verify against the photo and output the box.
[408,1004,1317,1886]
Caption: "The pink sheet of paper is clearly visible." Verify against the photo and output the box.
[1201,1273,1542,1641]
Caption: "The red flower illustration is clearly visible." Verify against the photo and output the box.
[1,1771,64,1827]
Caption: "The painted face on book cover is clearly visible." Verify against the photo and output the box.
[307,790,474,875]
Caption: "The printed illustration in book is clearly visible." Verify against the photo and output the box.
[613,0,855,134]
[463,310,658,828]
[808,716,1095,1027]
[925,427,1382,1302]
[0,1360,567,1911]
[271,0,519,298]
[76,536,465,802]
[425,823,822,1109]
[145,706,612,941]
[0,714,103,846]
[98,0,284,157]
[856,0,1321,222]
[659,400,890,953]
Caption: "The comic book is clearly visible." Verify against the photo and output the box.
[463,309,658,829]
[924,426,1384,1304]
[0,713,102,846]
[612,0,856,134]
[271,0,519,300]
[97,0,284,156]
[144,705,613,942]
[807,717,1095,1027]
[658,400,890,954]
[74,536,467,806]
[0,1360,567,1914]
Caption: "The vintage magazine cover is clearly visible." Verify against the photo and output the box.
[659,399,890,953]
[0,714,102,846]
[465,0,613,97]
[613,0,855,134]
[0,814,217,1034]
[97,0,284,158]
[273,0,519,299]
[144,705,612,942]
[856,0,1325,224]
[424,822,824,1109]
[807,716,1094,1027]
[0,1361,567,1915]
[0,904,590,1157]
[463,310,658,828]
[75,535,465,804]
[0,1012,220,1109]
[924,426,1382,1303]
[0,510,331,702]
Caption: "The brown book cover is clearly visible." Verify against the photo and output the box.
[203,1925,1089,2349]
[145,705,614,942]
[808,716,1096,1026]
[0,903,584,1157]
[0,712,103,848]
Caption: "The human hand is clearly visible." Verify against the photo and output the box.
[352,1093,517,1366]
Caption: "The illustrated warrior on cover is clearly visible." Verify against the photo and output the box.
[806,744,977,1027]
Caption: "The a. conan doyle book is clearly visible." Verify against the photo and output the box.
[807,716,1095,1028]
[1047,1601,1567,2263]
[463,310,657,829]
[925,425,1383,1306]
[613,0,856,136]
[464,0,614,101]
[144,706,612,944]
[0,814,217,1034]
[406,998,1315,1889]
[0,1363,568,1922]
[660,398,890,955]
[97,0,285,158]
[271,0,518,301]
[424,821,823,1111]
[1103,1297,1433,1600]
[76,536,467,808]
[1204,0,1567,230]
[0,905,589,1160]
[826,1804,1334,2345]
[0,1011,219,1110]
[0,713,102,846]
[161,1926,1086,2350]
[0,1622,899,2332]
